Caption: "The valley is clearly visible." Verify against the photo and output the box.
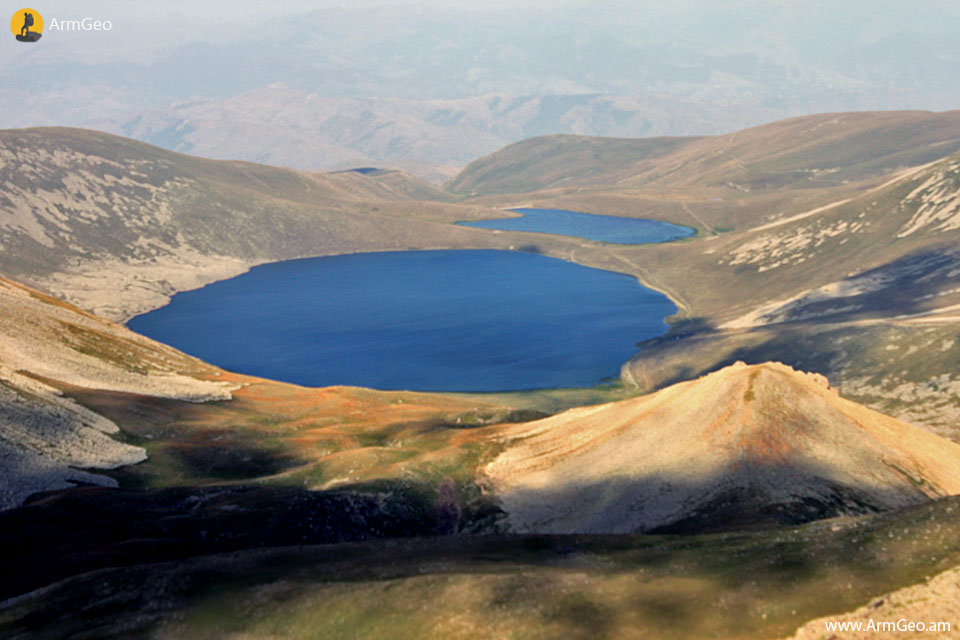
[3,109,960,638]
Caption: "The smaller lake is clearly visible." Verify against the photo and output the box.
[458,208,695,244]
[128,250,677,392]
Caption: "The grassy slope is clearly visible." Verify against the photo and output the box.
[613,154,960,438]
[60,372,531,501]
[446,134,696,196]
[446,111,960,318]
[485,362,960,535]
[5,118,960,483]
[449,111,960,251]
[449,111,960,198]
[19,281,958,640]
[2,495,959,640]
[0,269,585,531]
[5,117,960,491]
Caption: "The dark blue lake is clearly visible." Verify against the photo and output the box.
[458,208,695,244]
[128,250,677,392]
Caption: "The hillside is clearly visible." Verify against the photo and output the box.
[2,117,960,638]
[0,275,234,509]
[439,113,960,437]
[4,119,960,505]
[448,110,960,198]
[0,273,533,511]
[485,362,960,534]
[607,145,960,331]
[4,495,960,640]
[788,564,960,639]
[614,148,960,437]
[0,127,512,321]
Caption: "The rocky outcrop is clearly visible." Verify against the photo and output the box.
[0,369,144,510]
[0,276,239,509]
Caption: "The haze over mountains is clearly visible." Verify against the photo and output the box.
[4,1,960,176]
[94,88,755,180]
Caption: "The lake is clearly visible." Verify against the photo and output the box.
[128,250,677,392]
[458,208,695,244]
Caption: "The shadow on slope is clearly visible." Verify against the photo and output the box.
[0,483,466,602]
[747,246,960,326]
[493,458,938,536]
[624,247,960,408]
[3,496,960,640]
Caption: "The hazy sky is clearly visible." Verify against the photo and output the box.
[7,1,960,63]
[2,1,959,154]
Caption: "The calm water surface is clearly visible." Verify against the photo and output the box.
[129,250,677,392]
[458,208,695,244]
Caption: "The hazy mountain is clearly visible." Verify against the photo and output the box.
[90,87,765,176]
[3,2,960,171]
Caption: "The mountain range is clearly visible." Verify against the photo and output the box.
[6,3,960,176]
[90,87,769,181]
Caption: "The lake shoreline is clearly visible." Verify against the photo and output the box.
[129,249,678,393]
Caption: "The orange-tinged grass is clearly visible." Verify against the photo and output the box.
[51,369,515,491]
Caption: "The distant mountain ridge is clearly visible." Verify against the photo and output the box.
[7,2,960,176]
[89,88,762,180]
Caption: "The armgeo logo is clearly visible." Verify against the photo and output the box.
[11,8,43,42]
[11,7,114,42]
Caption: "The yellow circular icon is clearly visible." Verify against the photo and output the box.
[11,8,43,42]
